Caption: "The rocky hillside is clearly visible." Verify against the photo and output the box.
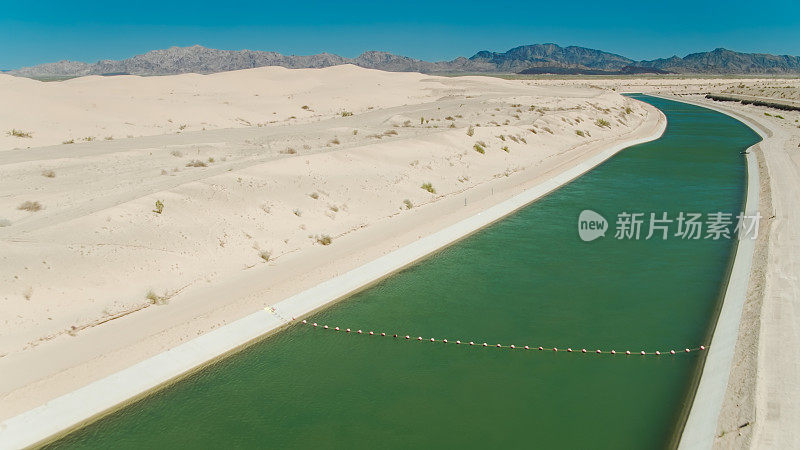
[9,44,800,78]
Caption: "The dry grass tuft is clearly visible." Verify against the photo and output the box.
[18,201,42,212]
[7,129,32,138]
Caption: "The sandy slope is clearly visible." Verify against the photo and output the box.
[0,66,655,418]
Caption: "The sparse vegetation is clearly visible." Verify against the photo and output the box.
[328,138,340,146]
[421,182,436,193]
[185,159,207,167]
[259,250,271,262]
[309,192,319,199]
[153,200,164,214]
[316,234,333,245]
[146,290,168,305]
[403,199,413,209]
[18,201,42,212]
[329,205,339,212]
[466,125,475,137]
[207,157,215,163]
[624,107,633,114]
[104,135,114,140]
[41,169,56,178]
[501,146,510,152]
[84,136,95,142]
[281,147,297,154]
[293,209,302,217]
[341,111,353,117]
[384,129,398,136]
[301,105,310,110]
[7,129,32,138]
[575,130,585,137]
[62,139,75,144]
[595,118,611,128]
[473,142,485,154]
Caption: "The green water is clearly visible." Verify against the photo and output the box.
[49,96,760,449]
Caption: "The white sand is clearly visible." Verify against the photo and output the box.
[0,66,657,419]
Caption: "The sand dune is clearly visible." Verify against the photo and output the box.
[0,66,655,418]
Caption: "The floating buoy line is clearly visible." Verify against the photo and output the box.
[266,306,707,357]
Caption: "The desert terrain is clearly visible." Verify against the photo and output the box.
[0,66,661,420]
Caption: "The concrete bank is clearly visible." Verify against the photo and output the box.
[0,107,666,450]
[661,96,766,450]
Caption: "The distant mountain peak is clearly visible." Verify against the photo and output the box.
[8,44,800,78]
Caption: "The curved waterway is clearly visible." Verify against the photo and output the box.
[49,96,761,449]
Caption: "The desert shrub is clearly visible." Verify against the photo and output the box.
[309,192,319,199]
[41,169,56,178]
[329,205,339,212]
[153,200,164,214]
[575,130,585,137]
[595,118,611,128]
[341,111,353,117]
[170,150,183,157]
[146,290,168,305]
[7,129,32,138]
[62,139,75,144]
[207,157,215,163]
[259,250,271,262]
[185,159,207,167]
[328,138,340,145]
[501,146,510,153]
[384,129,398,136]
[105,136,114,140]
[293,209,302,216]
[403,199,413,209]
[281,147,297,154]
[467,125,474,137]
[301,105,310,110]
[18,201,42,212]
[316,235,332,245]
[473,143,485,154]
[421,182,436,193]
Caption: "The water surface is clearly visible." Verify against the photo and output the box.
[50,96,760,449]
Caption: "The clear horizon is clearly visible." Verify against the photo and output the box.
[2,0,799,69]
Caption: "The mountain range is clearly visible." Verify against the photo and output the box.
[8,44,800,78]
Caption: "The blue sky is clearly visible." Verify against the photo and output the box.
[1,0,798,69]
